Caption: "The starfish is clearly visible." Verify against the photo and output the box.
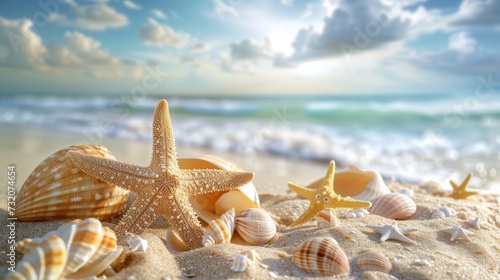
[465,217,491,230]
[287,160,371,227]
[68,100,254,250]
[440,225,474,241]
[448,173,478,199]
[367,221,418,245]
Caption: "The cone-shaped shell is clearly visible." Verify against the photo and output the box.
[16,145,129,221]
[292,237,350,276]
[183,156,260,223]
[369,193,416,220]
[306,165,390,202]
[356,250,392,273]
[235,208,276,245]
[202,208,236,247]
[316,209,340,228]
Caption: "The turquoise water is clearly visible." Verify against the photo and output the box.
[1,93,499,190]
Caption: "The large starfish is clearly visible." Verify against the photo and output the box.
[287,161,371,227]
[68,100,254,250]
[448,173,478,199]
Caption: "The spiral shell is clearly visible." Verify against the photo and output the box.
[230,249,260,272]
[369,193,416,220]
[316,209,340,228]
[356,250,392,273]
[16,145,129,222]
[292,237,350,276]
[438,206,456,217]
[430,210,446,219]
[9,218,123,280]
[235,208,276,245]
[202,208,235,247]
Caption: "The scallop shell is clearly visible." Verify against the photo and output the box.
[202,208,235,247]
[316,208,340,228]
[235,208,276,245]
[9,218,123,279]
[306,165,390,202]
[183,156,260,223]
[356,250,392,273]
[369,193,416,220]
[431,210,446,219]
[438,206,455,217]
[292,237,350,276]
[16,145,129,221]
[230,249,260,272]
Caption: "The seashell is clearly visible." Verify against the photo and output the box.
[438,206,455,217]
[369,193,416,220]
[230,249,260,272]
[202,208,235,247]
[306,165,390,202]
[127,235,148,252]
[183,156,260,223]
[345,211,357,219]
[431,210,446,219]
[16,145,129,222]
[235,208,276,245]
[9,218,123,280]
[356,250,392,273]
[316,208,340,228]
[292,237,350,276]
[399,188,414,198]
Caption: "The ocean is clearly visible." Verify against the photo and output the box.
[1,93,499,191]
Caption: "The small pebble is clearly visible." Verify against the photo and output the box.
[413,259,432,266]
[269,271,279,278]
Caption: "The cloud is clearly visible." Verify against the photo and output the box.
[139,18,189,47]
[451,0,500,26]
[190,42,210,52]
[448,32,477,53]
[63,32,119,65]
[212,0,240,19]
[230,39,273,60]
[151,9,168,19]
[124,0,141,10]
[49,1,127,30]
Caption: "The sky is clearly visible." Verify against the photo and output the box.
[0,0,499,96]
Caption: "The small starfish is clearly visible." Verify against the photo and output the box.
[367,221,418,245]
[465,217,491,230]
[68,100,254,250]
[287,160,371,227]
[449,173,478,199]
[440,225,474,241]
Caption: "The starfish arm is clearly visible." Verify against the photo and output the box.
[380,230,391,242]
[463,191,479,199]
[289,207,318,227]
[321,161,336,189]
[449,180,459,190]
[395,234,417,244]
[461,173,472,189]
[178,169,254,196]
[367,225,385,232]
[288,182,315,199]
[450,230,459,241]
[333,197,372,209]
[68,151,155,193]
[114,197,159,237]
[150,100,179,173]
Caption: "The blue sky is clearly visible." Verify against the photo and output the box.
[0,0,499,95]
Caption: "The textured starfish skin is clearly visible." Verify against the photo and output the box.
[367,221,418,245]
[68,100,254,250]
[287,161,371,227]
[440,226,473,241]
[449,173,478,199]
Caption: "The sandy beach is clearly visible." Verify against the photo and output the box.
[1,126,499,279]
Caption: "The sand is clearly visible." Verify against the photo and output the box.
[1,127,500,279]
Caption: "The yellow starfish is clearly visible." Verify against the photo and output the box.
[288,160,371,227]
[448,173,478,199]
[68,100,254,250]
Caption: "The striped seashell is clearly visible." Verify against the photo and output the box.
[9,218,123,280]
[16,145,129,222]
[369,193,416,220]
[235,208,276,245]
[230,249,260,272]
[430,210,446,219]
[316,208,340,228]
[292,237,350,276]
[202,208,235,247]
[356,250,392,273]
[438,206,455,217]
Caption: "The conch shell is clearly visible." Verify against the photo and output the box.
[202,208,235,247]
[16,145,129,221]
[305,165,390,202]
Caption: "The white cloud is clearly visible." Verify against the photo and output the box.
[49,2,127,30]
[230,39,273,60]
[213,0,240,19]
[151,9,168,19]
[140,18,189,47]
[64,32,119,65]
[448,32,477,53]
[451,0,500,26]
[124,0,141,10]
[190,42,210,52]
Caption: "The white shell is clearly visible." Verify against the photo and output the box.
[230,249,260,272]
[431,210,446,219]
[306,165,390,202]
[438,207,456,217]
[316,209,340,228]
[399,188,414,198]
[292,237,350,276]
[235,208,276,245]
[345,211,357,219]
[127,235,148,252]
[369,193,416,220]
[202,208,235,247]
